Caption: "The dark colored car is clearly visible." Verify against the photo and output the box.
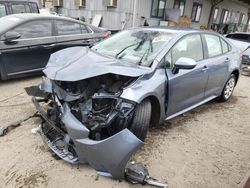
[0,14,110,80]
[0,0,39,17]
[225,32,250,43]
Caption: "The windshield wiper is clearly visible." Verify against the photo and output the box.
[115,41,142,59]
[137,40,153,66]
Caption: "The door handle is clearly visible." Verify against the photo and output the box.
[201,66,208,72]
[42,44,55,49]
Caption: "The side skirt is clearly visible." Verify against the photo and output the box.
[165,95,217,121]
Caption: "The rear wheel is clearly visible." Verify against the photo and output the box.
[130,99,151,141]
[218,74,236,102]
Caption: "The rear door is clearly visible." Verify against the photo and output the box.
[166,34,209,117]
[202,34,230,97]
[53,19,98,51]
[0,19,56,77]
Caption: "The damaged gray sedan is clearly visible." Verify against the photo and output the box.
[26,27,241,179]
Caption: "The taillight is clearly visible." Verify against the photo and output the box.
[103,31,111,38]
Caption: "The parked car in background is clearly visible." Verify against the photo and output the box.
[225,32,250,43]
[0,0,39,17]
[242,47,250,65]
[0,14,110,80]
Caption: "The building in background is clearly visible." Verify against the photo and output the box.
[40,0,250,33]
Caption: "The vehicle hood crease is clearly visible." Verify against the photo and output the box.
[43,47,151,81]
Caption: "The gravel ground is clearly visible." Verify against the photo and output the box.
[0,75,249,188]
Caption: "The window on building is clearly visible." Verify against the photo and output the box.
[151,0,166,18]
[204,34,222,58]
[238,13,245,25]
[11,20,52,39]
[57,20,84,35]
[220,9,229,24]
[213,8,219,23]
[191,3,202,22]
[0,4,6,17]
[173,0,185,16]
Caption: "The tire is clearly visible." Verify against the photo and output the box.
[130,99,151,141]
[218,74,236,102]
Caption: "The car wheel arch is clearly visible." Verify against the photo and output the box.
[231,69,239,85]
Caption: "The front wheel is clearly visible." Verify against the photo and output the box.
[218,74,236,102]
[130,99,151,141]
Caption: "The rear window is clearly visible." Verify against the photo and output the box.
[56,20,83,35]
[0,4,6,17]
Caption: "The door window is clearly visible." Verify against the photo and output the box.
[204,34,222,58]
[30,2,39,13]
[57,20,85,35]
[11,20,52,39]
[165,34,203,68]
[11,4,30,14]
[0,4,6,17]
[220,38,230,54]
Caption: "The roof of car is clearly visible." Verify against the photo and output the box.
[0,13,84,35]
[133,26,216,36]
[227,32,250,35]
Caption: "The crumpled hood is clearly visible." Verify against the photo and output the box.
[43,46,151,81]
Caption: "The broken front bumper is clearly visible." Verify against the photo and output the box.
[32,97,143,179]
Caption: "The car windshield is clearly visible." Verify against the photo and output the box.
[92,29,173,67]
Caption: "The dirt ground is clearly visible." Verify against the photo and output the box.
[0,75,249,188]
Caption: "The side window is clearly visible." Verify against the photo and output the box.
[11,4,26,14]
[80,25,88,34]
[57,20,82,35]
[220,38,230,54]
[164,34,203,68]
[30,3,39,13]
[11,20,52,39]
[24,4,31,13]
[0,3,6,17]
[204,34,222,58]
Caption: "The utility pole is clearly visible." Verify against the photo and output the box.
[207,0,224,29]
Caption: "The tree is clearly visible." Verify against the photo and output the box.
[207,0,224,29]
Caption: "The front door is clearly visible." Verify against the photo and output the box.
[165,34,209,117]
[0,19,55,78]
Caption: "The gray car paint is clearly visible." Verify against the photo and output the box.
[33,27,241,179]
[43,46,151,81]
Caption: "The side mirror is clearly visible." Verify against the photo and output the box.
[3,32,21,43]
[172,57,197,74]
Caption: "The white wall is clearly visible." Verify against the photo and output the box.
[48,0,250,30]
